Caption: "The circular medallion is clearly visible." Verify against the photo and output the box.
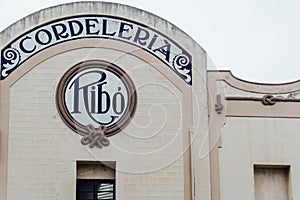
[56,60,137,137]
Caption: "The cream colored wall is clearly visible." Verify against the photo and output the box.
[1,2,209,200]
[207,71,300,200]
[219,117,300,200]
[7,47,185,199]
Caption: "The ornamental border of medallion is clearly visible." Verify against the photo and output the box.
[55,60,137,137]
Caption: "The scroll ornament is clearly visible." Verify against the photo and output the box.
[172,54,191,83]
[2,48,21,78]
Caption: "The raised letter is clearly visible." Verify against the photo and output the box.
[70,78,81,114]
[35,29,52,45]
[97,82,111,114]
[52,23,69,40]
[112,87,125,114]
[118,22,133,40]
[153,39,171,62]
[85,18,100,35]
[90,86,96,114]
[68,20,84,37]
[133,27,150,46]
[19,36,36,54]
[102,19,116,36]
[147,34,158,50]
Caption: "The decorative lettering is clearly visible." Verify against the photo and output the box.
[51,23,69,40]
[67,69,125,126]
[56,60,137,137]
[19,36,36,53]
[118,22,133,40]
[68,20,84,37]
[35,29,52,45]
[1,15,192,84]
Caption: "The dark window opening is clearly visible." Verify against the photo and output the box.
[77,179,115,200]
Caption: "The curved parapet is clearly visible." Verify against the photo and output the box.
[0,2,208,200]
[0,2,205,85]
[208,70,300,118]
[209,70,300,94]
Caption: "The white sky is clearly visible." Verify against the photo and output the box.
[1,0,299,83]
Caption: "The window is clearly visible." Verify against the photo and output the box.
[76,161,116,200]
[77,179,115,200]
[254,165,291,200]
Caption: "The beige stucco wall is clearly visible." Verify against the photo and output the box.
[207,71,300,200]
[7,47,186,199]
[219,117,299,200]
[0,2,209,200]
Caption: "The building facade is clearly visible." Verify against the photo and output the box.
[0,2,298,200]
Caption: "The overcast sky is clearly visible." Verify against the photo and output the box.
[1,0,299,83]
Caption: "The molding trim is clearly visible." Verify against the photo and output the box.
[208,70,300,94]
[226,95,300,106]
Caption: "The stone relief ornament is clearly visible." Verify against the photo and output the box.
[81,124,110,148]
[1,48,20,78]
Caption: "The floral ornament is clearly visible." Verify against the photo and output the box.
[172,53,192,84]
[81,124,110,148]
[2,48,21,78]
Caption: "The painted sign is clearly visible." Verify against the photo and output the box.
[56,60,137,139]
[1,15,192,84]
